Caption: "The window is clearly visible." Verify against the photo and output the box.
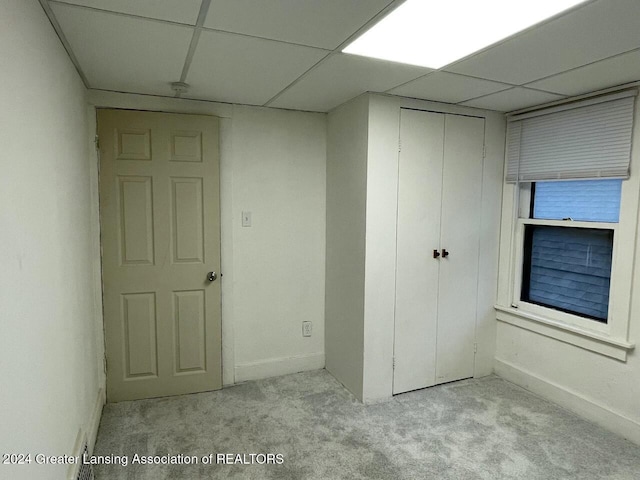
[532,179,622,222]
[522,224,613,321]
[497,91,638,360]
[519,180,620,323]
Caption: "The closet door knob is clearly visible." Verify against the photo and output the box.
[433,249,441,259]
[441,249,449,258]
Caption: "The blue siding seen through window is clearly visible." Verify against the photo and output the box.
[523,226,613,321]
[533,179,622,222]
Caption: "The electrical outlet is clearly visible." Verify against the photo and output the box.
[302,321,312,337]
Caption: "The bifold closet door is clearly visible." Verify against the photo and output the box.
[393,109,444,395]
[436,114,484,384]
[393,109,485,395]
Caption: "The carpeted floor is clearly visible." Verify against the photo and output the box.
[93,370,640,479]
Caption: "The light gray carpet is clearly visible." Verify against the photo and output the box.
[93,370,640,479]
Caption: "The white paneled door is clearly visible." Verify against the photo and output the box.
[393,108,485,395]
[98,109,221,402]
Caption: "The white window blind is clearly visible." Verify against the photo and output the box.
[506,91,636,183]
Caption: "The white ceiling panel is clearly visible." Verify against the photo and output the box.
[460,87,564,112]
[446,0,640,85]
[527,49,640,96]
[51,3,193,96]
[270,54,431,112]
[52,0,202,25]
[389,72,511,104]
[204,0,392,49]
[185,30,328,106]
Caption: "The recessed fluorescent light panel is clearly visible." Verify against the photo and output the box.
[343,0,586,69]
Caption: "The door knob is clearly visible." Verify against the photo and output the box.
[433,249,441,259]
[441,249,449,258]
[207,271,217,282]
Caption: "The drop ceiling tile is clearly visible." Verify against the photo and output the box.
[388,72,512,104]
[460,87,565,112]
[270,54,431,112]
[185,30,329,106]
[52,0,202,25]
[51,3,192,95]
[526,49,640,96]
[204,0,392,49]
[447,0,640,85]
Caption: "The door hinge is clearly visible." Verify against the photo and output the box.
[398,139,401,153]
[392,357,396,369]
[482,144,486,159]
[474,343,478,354]
[95,135,100,150]
[103,355,108,373]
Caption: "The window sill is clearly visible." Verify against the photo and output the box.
[494,305,635,361]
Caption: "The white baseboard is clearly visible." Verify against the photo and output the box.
[494,358,640,446]
[87,387,105,452]
[234,352,325,383]
[67,388,105,480]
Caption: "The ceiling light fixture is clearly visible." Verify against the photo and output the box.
[170,81,190,94]
[343,0,587,69]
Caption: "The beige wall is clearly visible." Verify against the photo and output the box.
[325,95,370,400]
[0,1,104,479]
[229,105,326,381]
[87,91,327,385]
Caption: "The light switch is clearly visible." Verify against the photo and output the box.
[242,211,252,227]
